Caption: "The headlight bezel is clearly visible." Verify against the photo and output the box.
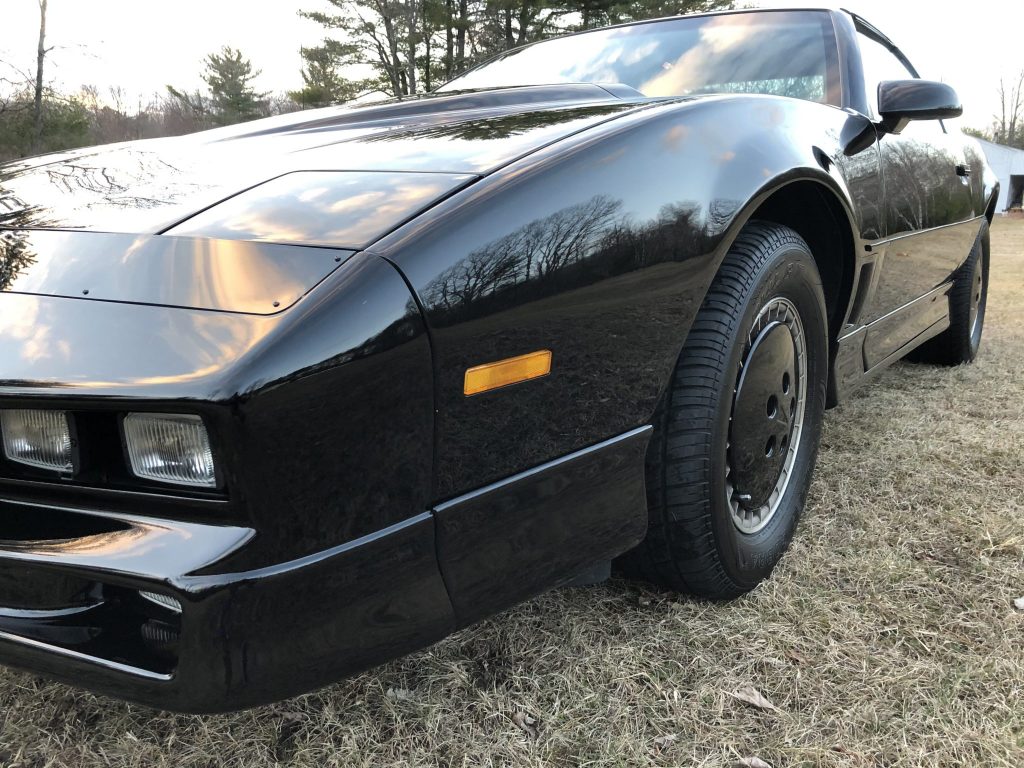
[0,408,79,476]
[0,405,227,498]
[121,412,220,490]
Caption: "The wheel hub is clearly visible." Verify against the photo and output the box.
[970,254,984,338]
[730,323,796,508]
[726,297,807,534]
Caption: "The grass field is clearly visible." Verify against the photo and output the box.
[1,219,1022,768]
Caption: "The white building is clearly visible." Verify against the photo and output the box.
[976,138,1024,211]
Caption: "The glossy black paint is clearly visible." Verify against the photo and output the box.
[840,13,980,373]
[1,229,351,313]
[877,79,963,134]
[0,505,456,711]
[0,90,639,234]
[0,8,999,711]
[435,426,651,625]
[371,94,884,497]
[0,253,436,564]
[164,171,477,248]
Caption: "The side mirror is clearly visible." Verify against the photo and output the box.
[877,79,962,134]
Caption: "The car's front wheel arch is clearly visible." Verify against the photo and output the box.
[698,174,860,410]
[619,220,830,598]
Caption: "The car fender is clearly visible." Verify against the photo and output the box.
[367,94,876,501]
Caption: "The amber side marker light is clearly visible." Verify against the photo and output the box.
[464,350,552,396]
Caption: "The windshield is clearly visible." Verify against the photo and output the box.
[438,10,839,106]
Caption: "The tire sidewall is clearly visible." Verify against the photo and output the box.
[709,243,828,589]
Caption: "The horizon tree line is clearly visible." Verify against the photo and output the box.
[1,0,1021,162]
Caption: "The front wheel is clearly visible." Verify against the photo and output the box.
[619,221,829,599]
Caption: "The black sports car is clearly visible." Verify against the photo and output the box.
[0,8,997,712]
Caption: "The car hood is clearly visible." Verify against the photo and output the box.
[0,85,665,400]
[0,85,649,316]
[0,84,645,237]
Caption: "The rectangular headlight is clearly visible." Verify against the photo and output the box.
[0,409,74,473]
[123,413,216,488]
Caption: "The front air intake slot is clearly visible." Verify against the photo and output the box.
[0,503,128,543]
[0,562,99,611]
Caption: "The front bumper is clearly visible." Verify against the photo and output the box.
[0,497,455,712]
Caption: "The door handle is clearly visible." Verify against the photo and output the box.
[955,163,972,177]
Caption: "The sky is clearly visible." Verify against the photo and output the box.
[0,1,325,106]
[0,0,1021,130]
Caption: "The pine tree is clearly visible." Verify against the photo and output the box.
[288,42,371,108]
[201,47,269,125]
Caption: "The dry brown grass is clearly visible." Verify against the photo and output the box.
[2,220,1023,768]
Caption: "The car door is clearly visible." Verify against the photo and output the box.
[854,29,977,367]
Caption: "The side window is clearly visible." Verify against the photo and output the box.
[857,33,944,135]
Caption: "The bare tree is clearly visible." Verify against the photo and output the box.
[995,70,1024,148]
[0,67,28,118]
[403,0,420,95]
[32,0,51,152]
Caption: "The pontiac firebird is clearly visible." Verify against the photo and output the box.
[0,9,997,711]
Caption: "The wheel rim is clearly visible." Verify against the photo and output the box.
[726,297,807,534]
[969,252,985,342]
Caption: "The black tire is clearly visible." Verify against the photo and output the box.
[908,221,989,366]
[619,221,829,599]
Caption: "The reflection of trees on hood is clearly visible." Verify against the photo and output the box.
[422,194,705,324]
[0,175,55,290]
[1,148,196,225]
[0,229,35,291]
[36,153,191,212]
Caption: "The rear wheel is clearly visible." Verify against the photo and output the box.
[908,221,989,366]
[619,222,829,598]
